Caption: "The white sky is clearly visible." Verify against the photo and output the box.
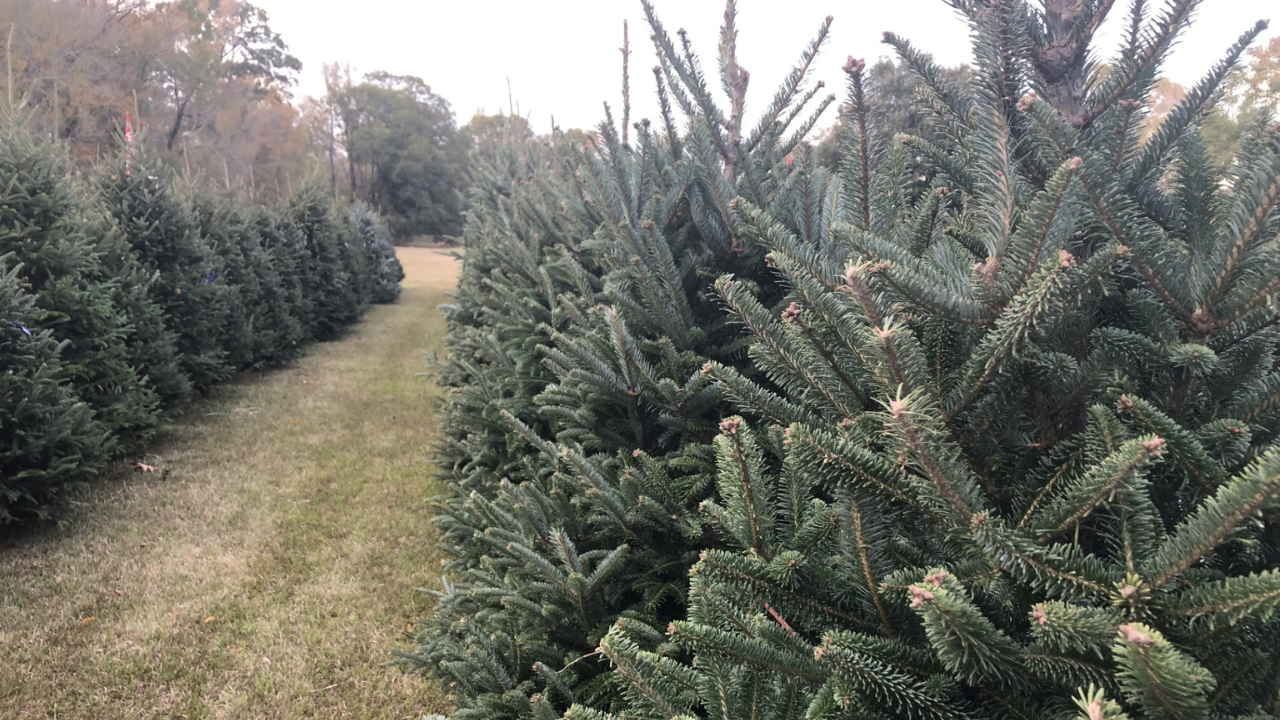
[256,0,1277,134]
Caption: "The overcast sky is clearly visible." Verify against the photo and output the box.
[255,0,1276,134]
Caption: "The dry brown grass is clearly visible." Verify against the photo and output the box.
[0,247,461,719]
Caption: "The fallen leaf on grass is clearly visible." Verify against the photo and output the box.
[203,616,215,624]
[78,616,95,626]
[135,463,157,472]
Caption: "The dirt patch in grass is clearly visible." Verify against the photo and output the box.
[0,247,460,719]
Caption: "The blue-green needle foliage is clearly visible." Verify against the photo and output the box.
[401,1,840,715]
[409,1,1280,719]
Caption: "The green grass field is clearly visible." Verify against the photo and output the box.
[0,248,459,719]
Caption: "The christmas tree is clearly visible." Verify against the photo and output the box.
[189,190,259,371]
[81,197,193,410]
[252,205,311,364]
[411,0,1280,719]
[581,0,1280,718]
[0,114,400,524]
[351,203,404,305]
[401,2,841,715]
[285,185,360,342]
[96,145,234,395]
[0,115,159,452]
[0,262,105,521]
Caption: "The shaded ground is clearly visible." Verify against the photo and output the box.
[0,247,458,719]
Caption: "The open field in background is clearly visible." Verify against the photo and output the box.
[0,247,460,719]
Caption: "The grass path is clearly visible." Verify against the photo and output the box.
[0,248,458,719]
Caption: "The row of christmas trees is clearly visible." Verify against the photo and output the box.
[1,116,404,522]
[403,0,1280,718]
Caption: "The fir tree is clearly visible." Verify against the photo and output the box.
[401,2,840,715]
[96,146,234,394]
[351,202,404,305]
[410,1,1280,719]
[189,190,259,371]
[339,206,375,311]
[286,185,359,341]
[82,200,193,410]
[253,206,310,363]
[0,116,159,452]
[576,1,1280,719]
[0,261,106,521]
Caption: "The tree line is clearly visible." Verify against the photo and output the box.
[3,0,1274,242]
[1,112,404,523]
[0,0,463,240]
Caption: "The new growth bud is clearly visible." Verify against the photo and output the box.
[908,585,935,608]
[1088,699,1105,720]
[781,302,801,323]
[1118,623,1152,646]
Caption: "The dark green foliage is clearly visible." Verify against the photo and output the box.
[413,1,1280,719]
[96,147,234,394]
[0,118,159,453]
[0,262,106,521]
[189,191,258,371]
[0,122,401,524]
[585,2,1280,719]
[253,208,311,362]
[287,185,359,342]
[237,204,308,366]
[85,209,193,409]
[335,72,469,239]
[339,210,374,314]
[352,202,404,304]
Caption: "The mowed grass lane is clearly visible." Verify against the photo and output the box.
[0,247,458,719]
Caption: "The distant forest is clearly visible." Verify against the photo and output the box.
[0,0,493,240]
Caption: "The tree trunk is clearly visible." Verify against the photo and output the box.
[1034,0,1114,126]
[167,92,189,151]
